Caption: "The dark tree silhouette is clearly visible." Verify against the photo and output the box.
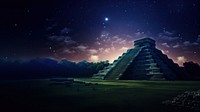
[183,61,200,80]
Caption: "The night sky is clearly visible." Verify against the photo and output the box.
[1,0,200,66]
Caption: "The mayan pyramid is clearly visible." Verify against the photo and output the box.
[93,38,187,80]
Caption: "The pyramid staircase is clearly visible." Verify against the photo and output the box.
[92,38,187,80]
[92,47,142,80]
[120,47,163,80]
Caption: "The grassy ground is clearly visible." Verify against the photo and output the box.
[0,79,200,112]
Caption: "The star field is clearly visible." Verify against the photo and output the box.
[0,0,200,66]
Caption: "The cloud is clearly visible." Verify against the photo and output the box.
[112,35,119,39]
[89,55,99,62]
[165,50,169,53]
[49,36,77,45]
[172,44,180,48]
[176,56,187,66]
[111,46,116,50]
[88,49,98,54]
[192,42,199,45]
[161,50,169,54]
[100,31,110,37]
[104,48,111,53]
[161,43,170,48]
[134,32,146,37]
[76,45,88,51]
[60,27,71,34]
[95,32,136,51]
[48,27,76,46]
[183,41,199,46]
[110,35,134,47]
[158,31,179,41]
[120,47,129,51]
[197,37,200,42]
[163,30,174,36]
[183,41,190,46]
[158,34,179,41]
[98,48,104,52]
[97,47,113,54]
[177,56,186,63]
[119,40,127,44]
[95,41,101,45]
[113,38,123,44]
[63,49,76,54]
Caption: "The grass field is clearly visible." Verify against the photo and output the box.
[0,79,200,112]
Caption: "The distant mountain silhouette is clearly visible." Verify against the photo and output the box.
[0,58,109,80]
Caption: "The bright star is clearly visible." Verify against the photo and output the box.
[105,17,109,21]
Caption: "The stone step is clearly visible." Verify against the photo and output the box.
[146,72,163,76]
[145,63,158,68]
[146,55,153,58]
[146,67,160,70]
[105,47,142,80]
[135,55,153,60]
[133,61,153,65]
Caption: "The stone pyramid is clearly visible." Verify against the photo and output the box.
[93,38,187,80]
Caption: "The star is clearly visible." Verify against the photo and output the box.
[104,17,109,21]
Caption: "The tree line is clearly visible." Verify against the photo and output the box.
[0,58,109,80]
[0,58,199,80]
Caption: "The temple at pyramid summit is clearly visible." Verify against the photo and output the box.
[93,38,188,80]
